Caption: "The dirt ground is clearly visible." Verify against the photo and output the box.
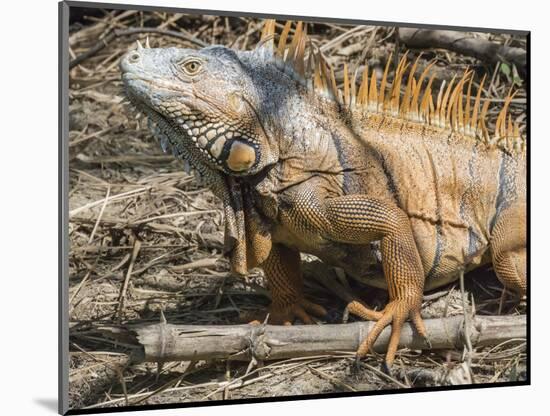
[67,8,527,411]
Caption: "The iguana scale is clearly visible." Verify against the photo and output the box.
[120,21,527,371]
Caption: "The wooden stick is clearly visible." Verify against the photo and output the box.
[98,314,525,363]
[398,28,526,76]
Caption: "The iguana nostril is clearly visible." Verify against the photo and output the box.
[129,52,140,63]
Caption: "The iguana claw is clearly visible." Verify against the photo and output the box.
[247,297,327,325]
[353,298,428,369]
[423,335,432,349]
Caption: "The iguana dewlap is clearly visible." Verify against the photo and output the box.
[120,21,526,371]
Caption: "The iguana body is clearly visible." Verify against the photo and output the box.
[267,105,526,292]
[120,21,526,371]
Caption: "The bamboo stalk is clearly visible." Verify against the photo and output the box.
[98,314,525,363]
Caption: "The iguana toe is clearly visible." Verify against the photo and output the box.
[355,298,426,369]
[272,298,327,324]
[246,297,327,325]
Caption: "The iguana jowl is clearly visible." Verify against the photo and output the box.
[120,21,527,371]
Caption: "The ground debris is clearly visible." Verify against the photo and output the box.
[67,9,526,410]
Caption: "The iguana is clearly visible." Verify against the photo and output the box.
[120,20,527,372]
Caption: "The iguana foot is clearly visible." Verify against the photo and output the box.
[353,298,428,371]
[248,298,327,325]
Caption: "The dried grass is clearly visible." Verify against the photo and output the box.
[67,9,526,410]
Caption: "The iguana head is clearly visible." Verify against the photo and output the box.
[121,41,281,177]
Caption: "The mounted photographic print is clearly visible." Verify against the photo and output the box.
[59,1,529,414]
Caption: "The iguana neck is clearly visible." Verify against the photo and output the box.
[257,82,357,192]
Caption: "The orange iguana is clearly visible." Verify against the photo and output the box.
[120,21,527,372]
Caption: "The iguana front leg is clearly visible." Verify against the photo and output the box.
[285,188,428,370]
[256,243,327,325]
[325,196,428,369]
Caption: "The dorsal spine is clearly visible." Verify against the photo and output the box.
[258,19,526,155]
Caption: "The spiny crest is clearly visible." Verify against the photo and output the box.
[258,19,526,155]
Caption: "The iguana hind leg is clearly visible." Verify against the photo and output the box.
[490,204,527,298]
[254,243,327,325]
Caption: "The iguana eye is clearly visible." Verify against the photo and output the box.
[181,59,202,76]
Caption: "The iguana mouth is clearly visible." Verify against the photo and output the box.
[122,73,185,92]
